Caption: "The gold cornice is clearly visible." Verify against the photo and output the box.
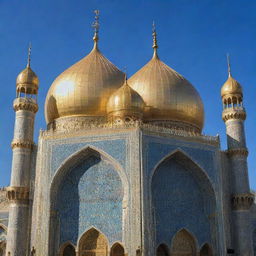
[226,148,248,157]
[40,120,219,146]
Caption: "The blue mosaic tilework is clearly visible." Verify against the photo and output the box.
[51,139,126,177]
[56,154,123,245]
[143,136,217,183]
[152,158,212,246]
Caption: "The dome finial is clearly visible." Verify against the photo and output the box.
[123,67,128,85]
[92,10,100,49]
[227,53,231,77]
[27,42,32,68]
[152,21,158,58]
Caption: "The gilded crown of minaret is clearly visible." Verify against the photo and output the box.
[16,44,39,97]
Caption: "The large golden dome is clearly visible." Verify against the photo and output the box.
[45,36,124,124]
[128,29,204,131]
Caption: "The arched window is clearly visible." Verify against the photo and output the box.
[78,228,108,256]
[200,243,213,256]
[63,244,76,256]
[110,243,125,256]
[171,229,197,256]
[156,243,169,256]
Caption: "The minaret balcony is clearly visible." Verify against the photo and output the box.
[222,107,246,121]
[231,193,254,210]
[6,186,30,203]
[13,97,38,113]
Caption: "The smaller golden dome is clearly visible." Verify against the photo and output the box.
[221,55,243,101]
[107,77,145,122]
[16,45,39,95]
[221,75,242,98]
[16,66,39,94]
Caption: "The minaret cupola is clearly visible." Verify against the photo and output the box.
[221,55,245,122]
[16,44,39,98]
[221,55,243,109]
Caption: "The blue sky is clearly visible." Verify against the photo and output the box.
[0,0,256,189]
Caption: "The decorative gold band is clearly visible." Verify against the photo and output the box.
[227,148,248,157]
[11,140,34,149]
[222,110,246,122]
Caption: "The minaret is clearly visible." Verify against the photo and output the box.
[6,45,39,256]
[221,55,254,255]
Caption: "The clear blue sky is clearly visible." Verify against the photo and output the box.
[0,0,256,189]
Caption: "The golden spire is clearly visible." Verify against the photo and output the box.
[227,53,231,77]
[152,21,158,58]
[27,43,32,68]
[92,10,100,49]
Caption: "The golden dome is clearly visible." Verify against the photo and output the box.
[107,77,145,121]
[45,39,125,124]
[128,28,204,131]
[16,46,39,96]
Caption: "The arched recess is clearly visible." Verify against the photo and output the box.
[200,243,213,256]
[170,229,197,256]
[59,242,76,256]
[78,227,108,256]
[49,146,128,254]
[156,243,169,256]
[151,149,216,247]
[110,242,125,256]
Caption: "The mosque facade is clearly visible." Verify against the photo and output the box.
[0,12,256,256]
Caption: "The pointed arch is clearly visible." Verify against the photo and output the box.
[49,145,128,253]
[59,241,76,256]
[150,148,214,192]
[170,229,197,256]
[200,243,213,256]
[110,242,125,256]
[78,227,108,256]
[50,145,128,209]
[156,243,169,256]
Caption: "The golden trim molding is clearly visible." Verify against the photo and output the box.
[226,148,248,157]
[11,140,34,149]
